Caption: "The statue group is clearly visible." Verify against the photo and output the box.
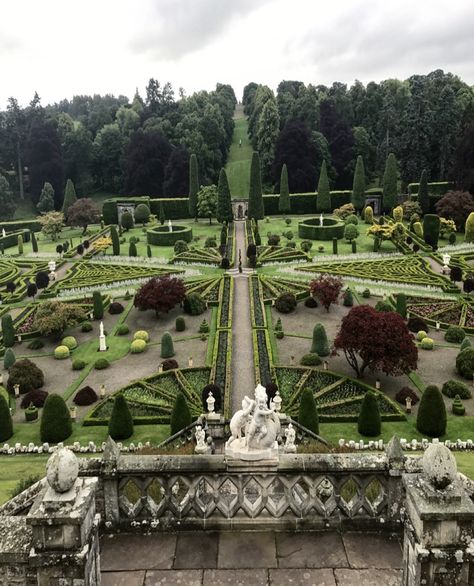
[225,384,281,461]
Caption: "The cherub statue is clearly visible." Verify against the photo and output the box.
[226,396,255,447]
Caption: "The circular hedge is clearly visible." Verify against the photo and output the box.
[298,217,345,241]
[130,339,147,353]
[147,225,193,246]
[54,345,70,360]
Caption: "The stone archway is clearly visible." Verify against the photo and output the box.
[232,199,248,220]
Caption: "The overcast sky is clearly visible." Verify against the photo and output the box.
[2,0,473,107]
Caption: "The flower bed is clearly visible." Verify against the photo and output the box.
[407,295,474,332]
[171,247,221,266]
[257,246,311,265]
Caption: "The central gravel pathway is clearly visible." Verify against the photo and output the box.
[230,220,255,413]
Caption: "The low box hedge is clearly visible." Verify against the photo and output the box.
[147,225,193,246]
[298,217,345,240]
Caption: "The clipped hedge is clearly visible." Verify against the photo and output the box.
[298,217,345,241]
[130,339,147,353]
[147,225,193,246]
[408,181,453,196]
[0,229,31,250]
[54,345,70,360]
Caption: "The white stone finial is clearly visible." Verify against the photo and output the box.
[46,447,79,493]
[207,391,215,414]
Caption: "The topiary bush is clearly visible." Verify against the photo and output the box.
[201,383,222,412]
[170,392,192,436]
[444,325,466,343]
[27,339,44,350]
[357,391,381,437]
[175,316,186,332]
[108,394,134,440]
[0,394,13,441]
[92,291,104,320]
[395,386,419,406]
[416,330,427,341]
[416,385,447,437]
[3,348,16,370]
[362,288,371,298]
[310,323,329,356]
[298,387,319,435]
[161,332,174,358]
[72,359,86,371]
[94,358,110,370]
[275,292,297,314]
[108,302,124,315]
[461,337,472,351]
[174,240,189,254]
[301,240,313,253]
[452,395,466,416]
[221,257,230,269]
[420,337,434,350]
[183,292,206,316]
[133,330,149,342]
[199,319,210,334]
[61,336,77,350]
[40,394,72,443]
[304,296,318,308]
[407,316,429,333]
[54,345,70,360]
[375,300,393,312]
[116,323,129,335]
[268,234,280,246]
[204,237,217,248]
[7,359,44,395]
[441,379,472,399]
[1,315,15,348]
[130,339,147,354]
[456,347,474,379]
[19,389,48,409]
[343,289,353,307]
[161,358,179,371]
[81,321,93,332]
[300,353,321,366]
[73,386,98,406]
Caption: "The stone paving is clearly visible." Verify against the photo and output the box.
[100,531,403,585]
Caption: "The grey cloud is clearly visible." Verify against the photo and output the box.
[129,0,272,60]
[292,1,474,84]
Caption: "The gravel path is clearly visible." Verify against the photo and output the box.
[231,221,255,412]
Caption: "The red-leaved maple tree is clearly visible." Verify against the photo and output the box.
[309,274,343,311]
[333,305,418,378]
[134,275,186,317]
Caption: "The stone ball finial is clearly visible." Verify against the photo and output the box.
[46,447,79,493]
[422,442,458,490]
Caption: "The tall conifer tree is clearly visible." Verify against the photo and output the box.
[278,164,290,214]
[62,179,77,217]
[188,154,199,220]
[382,153,398,213]
[417,169,429,215]
[216,168,233,223]
[248,151,264,220]
[316,160,331,213]
[351,156,366,212]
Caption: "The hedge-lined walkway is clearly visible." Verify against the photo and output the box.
[231,221,255,411]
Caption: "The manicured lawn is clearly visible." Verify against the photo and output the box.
[226,109,252,199]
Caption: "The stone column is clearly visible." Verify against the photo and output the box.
[26,447,101,586]
[402,442,474,585]
[385,436,406,529]
[101,436,120,527]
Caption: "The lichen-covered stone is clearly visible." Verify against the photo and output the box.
[422,442,457,489]
[46,447,78,493]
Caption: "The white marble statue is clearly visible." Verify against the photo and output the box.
[168,219,173,232]
[99,321,107,352]
[1,228,5,238]
[194,425,207,454]
[284,423,297,453]
[225,384,280,461]
[319,213,324,226]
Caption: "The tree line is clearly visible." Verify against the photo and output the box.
[0,80,237,218]
[243,70,474,194]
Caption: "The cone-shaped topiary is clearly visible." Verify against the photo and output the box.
[351,155,366,212]
[161,331,174,358]
[382,153,398,213]
[466,212,474,244]
[40,394,72,443]
[279,164,290,214]
[217,168,233,224]
[92,291,103,320]
[31,231,38,252]
[364,206,374,224]
[418,169,429,215]
[310,323,330,357]
[396,293,407,318]
[62,178,77,217]
[108,394,134,440]
[0,394,13,441]
[357,391,381,437]
[316,160,331,213]
[170,391,192,436]
[343,289,354,307]
[1,315,15,348]
[298,387,319,435]
[416,385,447,437]
[423,214,441,249]
[3,348,15,370]
[248,152,264,220]
[129,241,137,257]
[461,337,472,351]
[189,154,199,219]
[110,225,120,255]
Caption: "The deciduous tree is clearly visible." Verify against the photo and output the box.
[333,305,418,378]
[309,274,343,311]
[436,191,474,230]
[66,198,100,235]
[134,276,186,317]
[197,185,218,224]
[0,174,16,220]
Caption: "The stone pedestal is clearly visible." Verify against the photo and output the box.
[26,449,101,585]
[225,438,279,462]
[99,334,107,352]
[402,443,474,585]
